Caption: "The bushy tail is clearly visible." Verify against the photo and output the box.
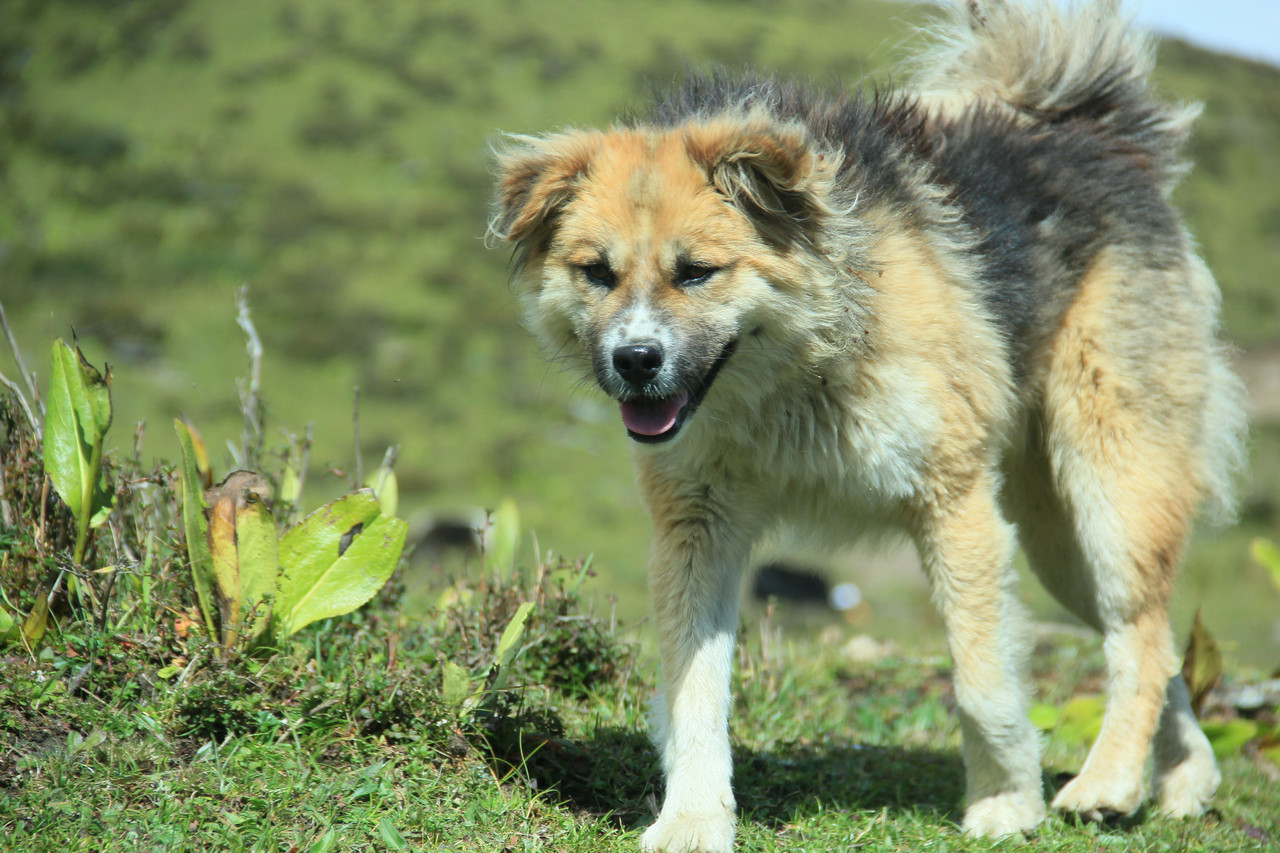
[912,0,1198,188]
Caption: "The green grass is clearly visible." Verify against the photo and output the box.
[2,388,1278,852]
[5,604,1279,851]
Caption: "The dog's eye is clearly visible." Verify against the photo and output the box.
[676,264,719,287]
[580,262,616,288]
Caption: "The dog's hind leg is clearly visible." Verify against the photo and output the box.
[638,472,755,853]
[1011,413,1221,822]
[916,468,1046,838]
[1153,673,1221,817]
[1031,252,1219,821]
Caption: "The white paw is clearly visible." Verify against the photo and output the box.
[1050,771,1143,822]
[640,810,735,853]
[963,791,1046,838]
[1156,751,1220,818]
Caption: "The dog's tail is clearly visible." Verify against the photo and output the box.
[912,0,1198,188]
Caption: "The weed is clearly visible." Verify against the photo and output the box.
[0,313,654,850]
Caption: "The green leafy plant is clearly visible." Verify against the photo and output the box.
[441,599,536,713]
[272,489,407,638]
[487,497,521,580]
[0,604,14,643]
[175,419,408,649]
[175,418,220,641]
[42,338,114,565]
[1,337,118,651]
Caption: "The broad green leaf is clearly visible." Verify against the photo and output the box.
[364,466,398,518]
[1202,718,1259,758]
[274,490,407,637]
[488,498,520,577]
[308,828,337,853]
[1252,538,1280,595]
[156,665,181,680]
[175,419,218,640]
[206,471,279,647]
[488,601,535,695]
[43,339,114,561]
[1182,608,1222,718]
[0,608,15,644]
[280,463,302,506]
[441,660,474,709]
[22,592,49,647]
[236,491,279,638]
[68,728,107,755]
[377,818,408,851]
[44,340,112,513]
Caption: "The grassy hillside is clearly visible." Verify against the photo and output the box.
[2,0,1279,659]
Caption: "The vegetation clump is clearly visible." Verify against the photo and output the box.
[0,320,644,850]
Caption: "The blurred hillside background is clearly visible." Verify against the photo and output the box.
[2,0,1279,664]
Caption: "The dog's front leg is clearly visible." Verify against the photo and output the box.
[639,480,753,853]
[916,474,1046,838]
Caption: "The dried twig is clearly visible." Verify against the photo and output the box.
[37,474,50,552]
[370,444,399,494]
[0,300,40,406]
[0,299,42,438]
[0,371,39,438]
[0,447,10,528]
[235,285,264,468]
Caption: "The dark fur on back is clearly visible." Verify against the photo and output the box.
[633,53,1193,378]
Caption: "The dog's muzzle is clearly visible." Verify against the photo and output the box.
[611,340,737,443]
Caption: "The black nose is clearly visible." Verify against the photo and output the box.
[612,343,664,386]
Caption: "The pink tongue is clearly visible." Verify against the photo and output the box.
[620,393,688,436]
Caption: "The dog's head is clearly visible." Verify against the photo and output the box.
[491,117,842,444]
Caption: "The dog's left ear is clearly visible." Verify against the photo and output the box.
[491,131,599,248]
[684,120,828,244]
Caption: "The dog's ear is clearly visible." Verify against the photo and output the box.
[491,131,598,248]
[683,120,827,244]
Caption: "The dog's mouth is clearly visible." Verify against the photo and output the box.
[618,340,737,444]
[620,392,690,439]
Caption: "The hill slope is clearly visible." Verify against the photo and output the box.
[2,0,1278,645]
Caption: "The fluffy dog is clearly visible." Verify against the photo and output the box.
[491,1,1247,848]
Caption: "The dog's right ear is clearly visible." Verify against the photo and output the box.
[682,118,831,248]
[491,132,599,247]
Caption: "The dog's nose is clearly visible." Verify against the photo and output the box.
[613,343,664,386]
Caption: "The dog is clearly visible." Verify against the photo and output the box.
[490,1,1247,848]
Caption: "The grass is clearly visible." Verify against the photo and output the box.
[4,599,1279,851]
[2,390,1279,852]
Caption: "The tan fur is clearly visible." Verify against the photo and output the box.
[1022,247,1219,817]
[491,3,1246,849]
[1042,249,1200,606]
